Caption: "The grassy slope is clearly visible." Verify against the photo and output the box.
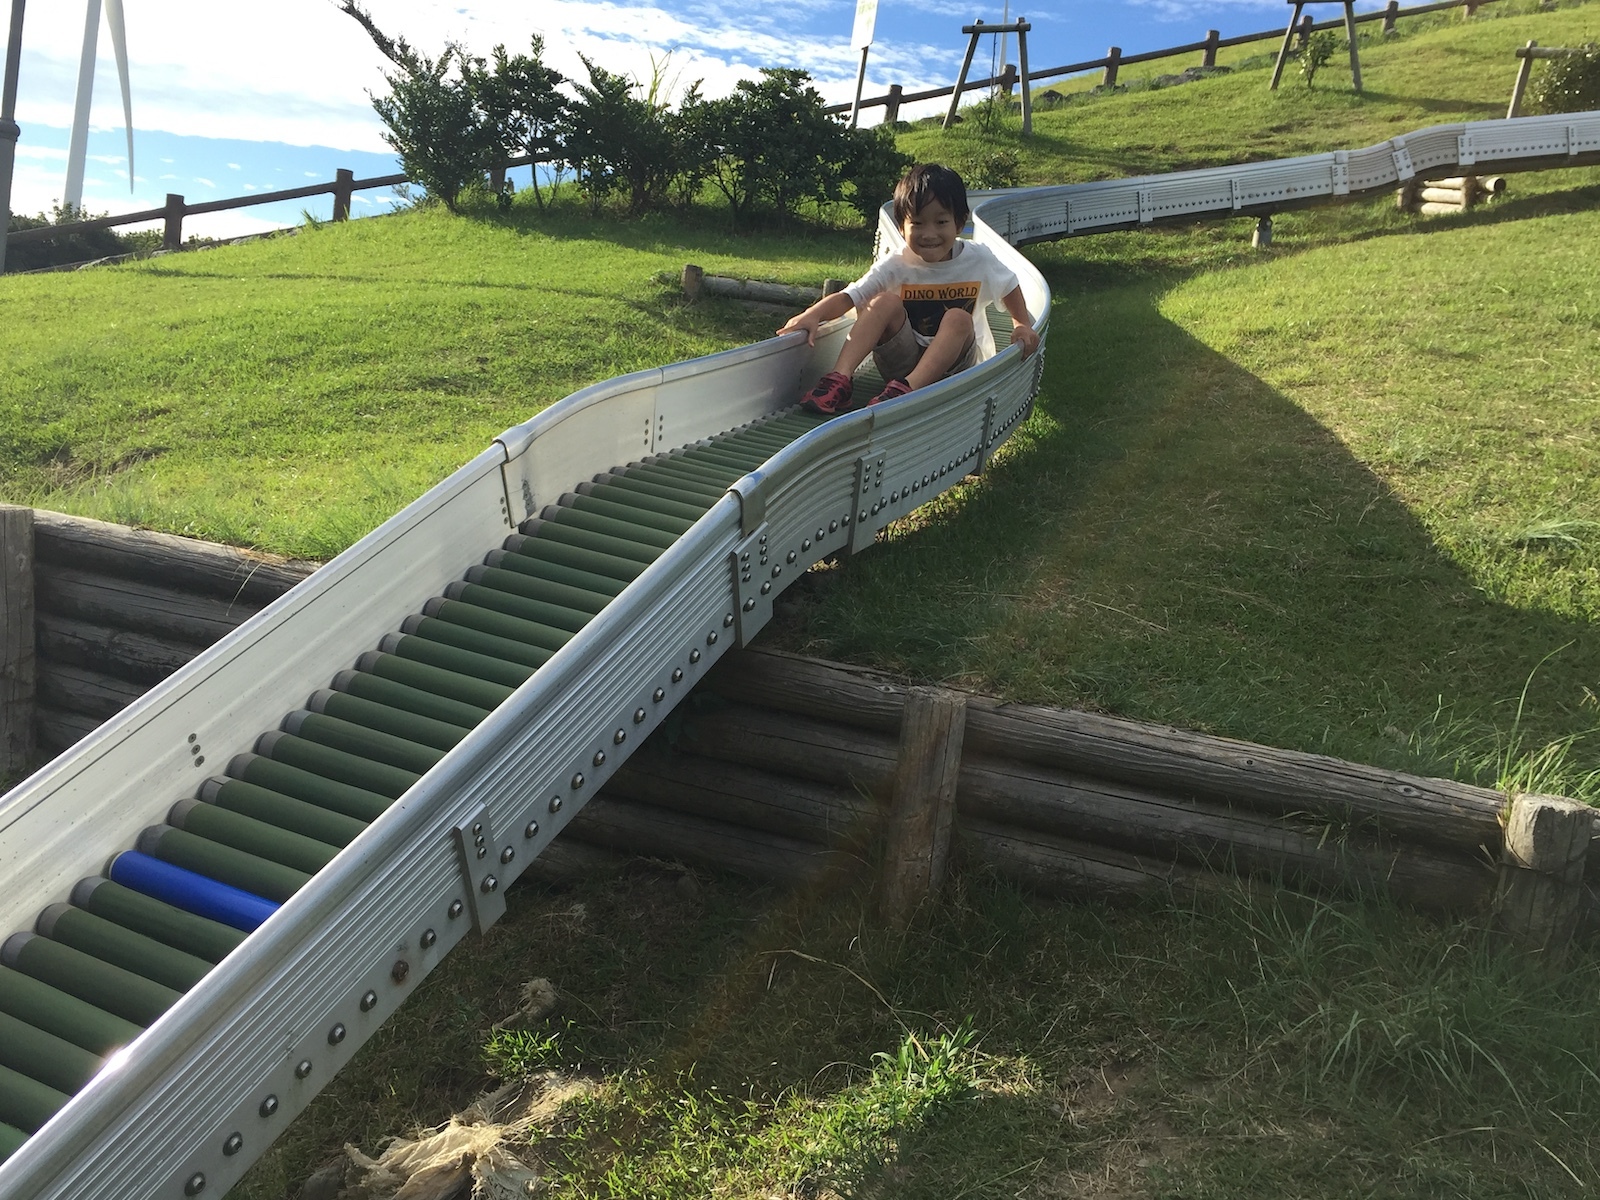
[771,0,1600,781]
[0,209,862,557]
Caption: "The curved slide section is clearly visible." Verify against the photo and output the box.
[0,110,1594,1199]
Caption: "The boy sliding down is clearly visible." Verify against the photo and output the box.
[778,163,1040,415]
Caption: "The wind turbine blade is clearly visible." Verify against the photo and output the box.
[63,0,102,211]
[104,0,133,193]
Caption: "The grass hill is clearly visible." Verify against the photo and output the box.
[5,3,1600,1196]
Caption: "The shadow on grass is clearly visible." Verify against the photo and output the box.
[765,252,1597,778]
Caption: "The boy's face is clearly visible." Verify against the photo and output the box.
[903,199,959,264]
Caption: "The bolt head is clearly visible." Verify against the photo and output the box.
[481,874,499,894]
[500,845,515,864]
[391,960,410,984]
[707,631,718,645]
[690,649,701,664]
[361,989,379,1011]
[593,750,607,767]
[550,795,564,812]
[524,820,540,838]
[476,844,488,859]
[447,900,464,920]
[743,598,756,612]
[223,1133,244,1157]
[185,1172,207,1196]
[295,1059,313,1080]
[328,1022,347,1044]
[672,668,684,682]
[653,687,666,702]
[420,928,437,949]
[259,1095,279,1118]
[633,707,647,723]
[571,771,586,788]
[760,582,771,595]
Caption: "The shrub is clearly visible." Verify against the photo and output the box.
[1528,42,1600,114]
[563,55,693,215]
[3,204,157,273]
[371,45,497,213]
[1300,31,1339,89]
[463,36,568,210]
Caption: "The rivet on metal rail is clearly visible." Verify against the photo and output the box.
[259,1095,279,1118]
[185,1172,207,1195]
[500,846,515,864]
[223,1133,244,1157]
[420,929,437,949]
[295,1059,313,1080]
[360,989,379,1011]
[328,1022,347,1044]
[447,901,463,920]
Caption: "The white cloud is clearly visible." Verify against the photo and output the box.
[194,177,215,188]
[226,162,242,170]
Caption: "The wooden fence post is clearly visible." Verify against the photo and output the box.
[1202,29,1220,67]
[884,83,903,123]
[1508,40,1536,118]
[1298,13,1314,47]
[878,688,967,928]
[1,505,36,778]
[1382,0,1400,33]
[332,168,354,222]
[162,194,185,250]
[1102,46,1121,88]
[1493,793,1592,964]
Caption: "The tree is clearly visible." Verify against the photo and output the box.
[563,56,684,215]
[465,37,568,210]
[333,1,494,213]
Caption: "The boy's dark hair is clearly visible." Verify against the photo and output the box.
[892,163,970,228]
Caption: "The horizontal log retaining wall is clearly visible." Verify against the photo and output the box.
[5,506,1595,954]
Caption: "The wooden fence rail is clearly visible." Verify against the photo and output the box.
[823,0,1496,118]
[5,154,538,254]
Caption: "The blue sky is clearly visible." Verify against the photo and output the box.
[4,0,1390,237]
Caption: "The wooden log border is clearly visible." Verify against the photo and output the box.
[13,511,1594,955]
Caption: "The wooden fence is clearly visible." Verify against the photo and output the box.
[824,0,1499,121]
[4,505,1594,958]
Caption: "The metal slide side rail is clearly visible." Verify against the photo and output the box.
[995,110,1600,244]
[1,109,1595,1199]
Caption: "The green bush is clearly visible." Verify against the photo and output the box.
[1528,42,1600,114]
[563,55,700,215]
[372,45,497,213]
[463,36,568,210]
[1300,31,1339,89]
[3,204,158,273]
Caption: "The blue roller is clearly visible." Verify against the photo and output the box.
[108,853,278,933]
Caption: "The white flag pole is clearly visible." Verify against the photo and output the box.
[847,0,878,127]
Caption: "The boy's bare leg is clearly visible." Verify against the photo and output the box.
[904,308,976,390]
[831,292,907,377]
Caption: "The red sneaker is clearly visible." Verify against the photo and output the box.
[868,377,912,405]
[802,371,855,415]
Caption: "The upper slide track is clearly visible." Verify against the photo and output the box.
[0,110,1596,1199]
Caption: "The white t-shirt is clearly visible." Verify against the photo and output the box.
[844,239,1021,361]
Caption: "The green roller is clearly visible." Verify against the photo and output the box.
[446,581,595,634]
[652,450,751,479]
[522,521,662,566]
[74,878,246,963]
[590,473,719,511]
[481,548,630,596]
[258,731,419,800]
[332,670,492,729]
[140,825,311,904]
[539,507,679,550]
[633,459,737,490]
[446,581,594,633]
[615,463,727,497]
[578,480,711,522]
[465,564,616,612]
[0,1009,104,1095]
[501,533,647,582]
[1,1120,27,1164]
[311,689,471,752]
[361,645,524,703]
[37,904,211,993]
[389,623,548,680]
[0,965,142,1055]
[285,711,444,776]
[681,444,768,470]
[559,492,694,536]
[0,1063,68,1136]
[201,778,367,848]
[425,598,573,653]
[231,754,393,823]
[4,933,177,1027]
[170,800,341,876]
